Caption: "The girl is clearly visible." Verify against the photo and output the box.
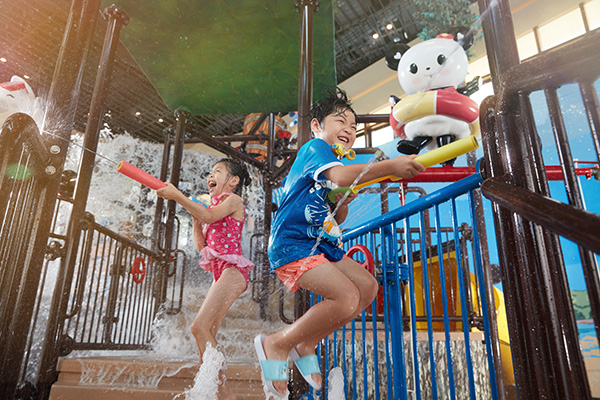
[157,158,253,400]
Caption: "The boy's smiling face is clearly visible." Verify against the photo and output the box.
[311,107,357,149]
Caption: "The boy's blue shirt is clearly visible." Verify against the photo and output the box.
[268,138,346,271]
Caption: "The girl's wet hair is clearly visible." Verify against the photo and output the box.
[309,87,357,128]
[215,158,251,195]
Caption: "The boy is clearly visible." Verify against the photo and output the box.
[255,88,425,398]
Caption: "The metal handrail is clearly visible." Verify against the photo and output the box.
[496,29,600,113]
[481,176,600,254]
[343,169,485,241]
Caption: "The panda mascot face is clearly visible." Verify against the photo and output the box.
[0,76,42,126]
[397,35,469,95]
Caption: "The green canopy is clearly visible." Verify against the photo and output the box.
[107,0,336,115]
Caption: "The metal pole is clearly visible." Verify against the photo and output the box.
[161,109,189,303]
[296,0,317,148]
[257,114,277,320]
[152,132,172,251]
[294,1,318,395]
[467,153,506,400]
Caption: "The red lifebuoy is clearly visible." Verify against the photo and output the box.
[346,244,374,274]
[132,256,146,284]
[346,244,384,315]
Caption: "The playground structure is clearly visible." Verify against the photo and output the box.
[1,0,600,399]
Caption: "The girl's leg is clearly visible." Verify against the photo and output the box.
[190,267,247,357]
[190,267,246,400]
[262,262,369,395]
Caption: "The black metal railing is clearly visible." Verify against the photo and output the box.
[479,1,600,396]
[481,176,600,254]
[60,212,167,351]
[0,113,60,399]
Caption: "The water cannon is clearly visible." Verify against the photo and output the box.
[116,161,166,190]
[328,136,479,202]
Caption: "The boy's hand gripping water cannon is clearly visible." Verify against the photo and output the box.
[328,135,479,202]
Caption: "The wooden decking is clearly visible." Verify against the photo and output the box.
[49,356,265,399]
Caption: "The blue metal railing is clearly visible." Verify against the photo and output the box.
[305,166,503,399]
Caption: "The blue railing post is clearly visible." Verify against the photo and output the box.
[419,211,439,399]
[369,233,381,400]
[383,222,408,399]
[405,215,422,400]
[434,204,457,400]
[450,198,477,399]
[468,191,499,400]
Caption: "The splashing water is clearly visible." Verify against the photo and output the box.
[259,375,289,400]
[327,367,346,399]
[176,343,226,400]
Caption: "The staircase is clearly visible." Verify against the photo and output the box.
[47,289,290,399]
[48,356,266,399]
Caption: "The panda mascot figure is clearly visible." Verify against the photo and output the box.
[0,75,43,127]
[386,26,479,165]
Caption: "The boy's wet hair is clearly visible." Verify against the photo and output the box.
[309,87,357,130]
[215,158,252,195]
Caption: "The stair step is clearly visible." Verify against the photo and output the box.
[49,356,266,400]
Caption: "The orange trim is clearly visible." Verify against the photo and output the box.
[352,73,397,101]
[511,0,538,14]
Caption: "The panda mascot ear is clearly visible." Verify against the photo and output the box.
[385,43,411,70]
[448,26,474,51]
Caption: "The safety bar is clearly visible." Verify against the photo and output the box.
[481,176,600,254]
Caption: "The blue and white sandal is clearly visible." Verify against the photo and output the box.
[254,334,290,398]
[289,347,322,390]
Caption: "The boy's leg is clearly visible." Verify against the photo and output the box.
[190,267,247,359]
[262,262,363,395]
[293,257,379,384]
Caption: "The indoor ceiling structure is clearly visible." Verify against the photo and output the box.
[0,0,422,143]
[334,0,421,82]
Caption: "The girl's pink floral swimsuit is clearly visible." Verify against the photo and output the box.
[199,193,254,289]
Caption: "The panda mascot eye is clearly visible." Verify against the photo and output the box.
[409,63,418,74]
[437,54,447,65]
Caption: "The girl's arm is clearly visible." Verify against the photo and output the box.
[156,183,243,223]
[324,154,425,187]
[192,217,206,251]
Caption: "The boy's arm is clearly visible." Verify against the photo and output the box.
[331,192,357,224]
[156,183,241,224]
[324,155,425,187]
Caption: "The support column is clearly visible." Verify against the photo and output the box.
[293,2,319,396]
[296,0,318,148]
[160,109,189,303]
[36,2,120,397]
